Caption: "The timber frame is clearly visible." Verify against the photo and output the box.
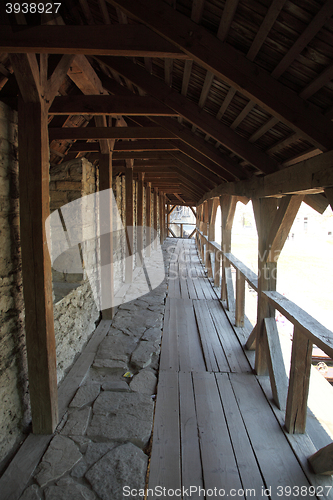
[1,0,333,475]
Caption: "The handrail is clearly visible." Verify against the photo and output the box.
[224,253,258,292]
[263,290,333,359]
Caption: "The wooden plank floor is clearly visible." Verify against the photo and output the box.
[148,239,328,500]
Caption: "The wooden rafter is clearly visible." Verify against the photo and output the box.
[1,25,188,58]
[49,127,176,141]
[49,95,178,116]
[108,0,333,152]
[98,56,279,174]
[217,0,240,41]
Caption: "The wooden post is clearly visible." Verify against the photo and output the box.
[99,153,114,319]
[125,163,134,283]
[167,203,170,239]
[146,182,152,257]
[308,442,333,475]
[159,193,164,243]
[285,327,312,433]
[154,187,158,249]
[10,53,63,434]
[137,172,145,266]
[163,195,167,241]
[235,270,245,327]
[214,249,221,287]
[203,201,209,236]
[253,195,303,376]
[180,223,183,238]
[220,195,237,310]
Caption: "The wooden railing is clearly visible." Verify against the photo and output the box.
[168,222,196,239]
[196,229,333,474]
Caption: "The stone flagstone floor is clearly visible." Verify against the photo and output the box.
[18,242,175,500]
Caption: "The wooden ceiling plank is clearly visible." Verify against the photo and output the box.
[299,63,333,100]
[217,0,240,41]
[49,127,176,141]
[1,25,188,58]
[99,56,278,174]
[191,0,205,24]
[169,151,221,186]
[271,0,333,79]
[282,148,321,168]
[266,132,301,155]
[106,0,333,151]
[247,0,287,62]
[49,95,178,116]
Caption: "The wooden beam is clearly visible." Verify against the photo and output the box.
[191,0,205,23]
[304,193,329,214]
[99,153,114,319]
[198,149,333,203]
[181,59,193,97]
[113,151,175,160]
[325,187,333,211]
[153,187,158,250]
[18,97,58,433]
[125,164,134,283]
[108,0,333,152]
[220,195,237,308]
[2,25,188,58]
[285,327,312,434]
[10,53,41,103]
[247,0,287,61]
[265,195,303,262]
[44,55,76,105]
[151,118,248,180]
[217,0,240,41]
[99,56,279,174]
[137,171,145,265]
[300,63,333,100]
[253,197,278,376]
[146,182,152,256]
[115,140,179,152]
[272,1,333,79]
[49,95,178,116]
[49,127,176,141]
[308,442,333,475]
[263,317,288,411]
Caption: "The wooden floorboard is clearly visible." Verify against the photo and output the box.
[148,371,181,494]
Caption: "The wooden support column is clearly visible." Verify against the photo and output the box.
[11,53,59,433]
[163,195,167,241]
[99,153,114,319]
[137,172,145,265]
[308,442,333,475]
[159,193,164,244]
[125,163,134,283]
[153,187,158,249]
[146,182,152,257]
[220,195,237,310]
[166,203,170,239]
[253,195,303,377]
[285,327,312,433]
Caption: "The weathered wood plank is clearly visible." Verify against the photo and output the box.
[159,298,179,371]
[235,270,245,327]
[285,327,313,434]
[179,372,204,497]
[230,373,313,498]
[215,373,265,492]
[207,300,251,373]
[192,372,244,493]
[148,371,181,491]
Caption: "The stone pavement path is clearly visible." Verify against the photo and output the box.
[18,242,175,500]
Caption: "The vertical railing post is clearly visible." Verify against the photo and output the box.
[235,270,245,327]
[220,195,237,310]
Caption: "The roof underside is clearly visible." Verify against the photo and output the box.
[1,0,333,206]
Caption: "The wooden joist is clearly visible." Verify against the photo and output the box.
[308,442,333,475]
[1,25,188,57]
[49,126,176,141]
[49,95,178,116]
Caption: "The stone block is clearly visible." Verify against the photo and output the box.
[131,341,160,369]
[61,407,91,436]
[35,435,82,487]
[85,443,147,500]
[70,384,100,409]
[129,369,157,395]
[19,484,41,500]
[44,477,96,500]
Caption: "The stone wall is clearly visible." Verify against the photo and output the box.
[0,102,30,469]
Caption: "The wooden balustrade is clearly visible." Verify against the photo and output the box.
[196,229,333,467]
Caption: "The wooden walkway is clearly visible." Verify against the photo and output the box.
[148,239,328,500]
